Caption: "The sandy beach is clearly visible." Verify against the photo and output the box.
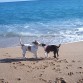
[0,41,83,83]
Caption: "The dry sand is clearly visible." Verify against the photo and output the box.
[0,41,83,83]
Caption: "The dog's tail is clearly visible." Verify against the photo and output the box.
[57,44,61,48]
[20,38,24,46]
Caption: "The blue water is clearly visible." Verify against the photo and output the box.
[0,0,83,47]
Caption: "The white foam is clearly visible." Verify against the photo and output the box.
[0,20,83,46]
[77,27,83,32]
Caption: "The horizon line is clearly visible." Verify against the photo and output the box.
[0,0,37,3]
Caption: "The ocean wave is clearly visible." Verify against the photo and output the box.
[0,19,83,47]
[0,27,83,48]
[0,27,83,41]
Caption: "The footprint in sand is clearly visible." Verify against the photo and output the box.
[64,59,68,63]
[3,53,8,56]
[49,62,55,66]
[78,60,81,62]
[36,67,39,69]
[27,70,30,73]
[0,79,4,83]
[39,65,48,69]
[48,80,52,83]
[12,62,15,64]
[56,65,60,67]
[0,79,9,83]
[52,68,61,72]
[17,78,21,81]
[56,68,61,72]
[72,60,75,63]
[31,62,36,65]
[6,53,8,54]
[18,61,21,64]
[20,63,25,66]
[27,65,32,68]
[57,59,68,63]
[68,72,74,76]
[66,67,68,69]
[76,72,83,74]
[3,54,6,56]
[78,67,83,69]
[4,53,11,57]
[16,62,25,66]
[52,68,56,70]
[13,66,17,69]
[12,62,21,65]
[77,78,83,83]
[39,73,43,77]
[39,78,47,82]
[67,64,72,67]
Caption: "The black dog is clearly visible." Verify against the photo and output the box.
[41,43,61,58]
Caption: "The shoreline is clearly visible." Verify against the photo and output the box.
[0,41,83,83]
[0,36,83,48]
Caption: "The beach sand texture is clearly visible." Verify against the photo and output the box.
[0,42,83,83]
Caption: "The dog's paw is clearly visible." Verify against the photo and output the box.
[22,57,26,59]
[54,56,56,58]
[45,56,48,59]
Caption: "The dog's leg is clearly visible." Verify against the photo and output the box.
[22,49,26,58]
[33,51,37,59]
[35,52,37,59]
[45,52,48,58]
[53,51,56,58]
[56,51,59,57]
[23,53,26,58]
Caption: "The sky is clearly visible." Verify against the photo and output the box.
[0,0,34,2]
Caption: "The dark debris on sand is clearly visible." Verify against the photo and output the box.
[54,78,66,83]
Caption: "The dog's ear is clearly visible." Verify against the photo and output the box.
[35,40,41,45]
[32,40,36,42]
[35,40,37,42]
[32,40,39,45]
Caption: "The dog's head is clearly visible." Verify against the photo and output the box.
[40,43,46,47]
[32,40,41,46]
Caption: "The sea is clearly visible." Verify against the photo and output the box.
[0,0,83,48]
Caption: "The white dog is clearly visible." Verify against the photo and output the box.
[20,39,40,59]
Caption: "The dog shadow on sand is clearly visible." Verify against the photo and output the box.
[0,57,44,63]
[0,55,59,63]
